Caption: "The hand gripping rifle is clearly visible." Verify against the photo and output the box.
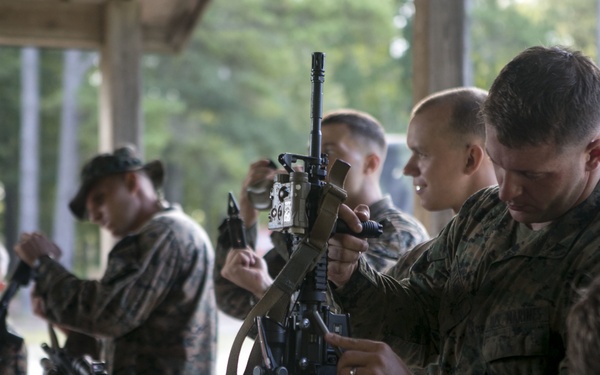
[226,52,382,375]
[0,260,105,375]
[40,324,107,375]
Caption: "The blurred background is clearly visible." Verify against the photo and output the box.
[2,0,600,373]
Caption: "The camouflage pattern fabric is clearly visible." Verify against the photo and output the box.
[214,195,429,320]
[384,238,441,374]
[0,330,27,375]
[365,196,429,272]
[333,185,600,374]
[34,207,217,375]
[386,239,433,281]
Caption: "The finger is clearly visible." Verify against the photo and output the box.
[250,159,273,169]
[327,245,361,264]
[243,160,270,188]
[337,204,363,233]
[248,168,273,184]
[325,333,372,352]
[225,249,256,272]
[327,234,366,286]
[49,242,62,258]
[226,253,247,269]
[354,204,370,222]
[248,160,277,180]
[20,232,33,242]
[333,232,369,252]
[26,232,44,246]
[238,251,255,267]
[240,252,260,268]
[336,351,382,375]
[14,243,23,258]
[328,235,368,260]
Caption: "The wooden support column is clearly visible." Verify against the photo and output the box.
[413,0,467,235]
[98,0,143,268]
[99,0,142,153]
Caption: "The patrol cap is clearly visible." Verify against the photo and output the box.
[69,145,164,220]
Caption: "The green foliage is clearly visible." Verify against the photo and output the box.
[142,0,411,238]
[536,0,598,58]
[0,48,69,249]
[0,47,21,250]
[0,47,21,190]
[470,0,557,90]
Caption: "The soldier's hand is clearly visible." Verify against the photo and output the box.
[325,333,412,375]
[240,159,279,226]
[327,204,369,288]
[221,247,273,299]
[15,232,61,266]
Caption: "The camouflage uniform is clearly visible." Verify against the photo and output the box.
[34,207,217,375]
[333,185,600,374]
[386,239,433,281]
[214,195,429,320]
[363,196,429,272]
[0,332,27,375]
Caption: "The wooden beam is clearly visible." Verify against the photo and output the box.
[0,0,210,53]
[0,2,103,49]
[164,0,212,53]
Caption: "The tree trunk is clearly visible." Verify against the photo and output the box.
[19,46,40,309]
[19,47,40,234]
[52,49,94,269]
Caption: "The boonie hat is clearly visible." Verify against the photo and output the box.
[69,145,164,220]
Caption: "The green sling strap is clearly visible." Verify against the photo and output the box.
[226,160,350,375]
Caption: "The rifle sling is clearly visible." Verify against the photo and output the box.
[226,160,349,375]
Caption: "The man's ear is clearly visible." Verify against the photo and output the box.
[464,144,484,175]
[585,138,600,171]
[363,153,381,175]
[0,281,6,293]
[124,171,139,192]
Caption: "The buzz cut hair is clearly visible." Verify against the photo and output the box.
[412,87,488,143]
[322,108,387,153]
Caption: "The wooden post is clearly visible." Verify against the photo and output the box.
[99,0,142,153]
[98,0,143,268]
[412,0,467,235]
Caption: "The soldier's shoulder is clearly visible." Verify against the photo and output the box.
[458,186,503,220]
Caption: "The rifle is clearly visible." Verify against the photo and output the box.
[226,52,382,375]
[40,324,107,375]
[0,259,106,374]
[226,192,247,249]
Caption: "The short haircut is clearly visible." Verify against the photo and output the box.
[567,275,600,374]
[412,87,488,143]
[482,46,600,149]
[322,109,387,154]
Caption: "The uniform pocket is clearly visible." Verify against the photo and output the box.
[482,307,549,362]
